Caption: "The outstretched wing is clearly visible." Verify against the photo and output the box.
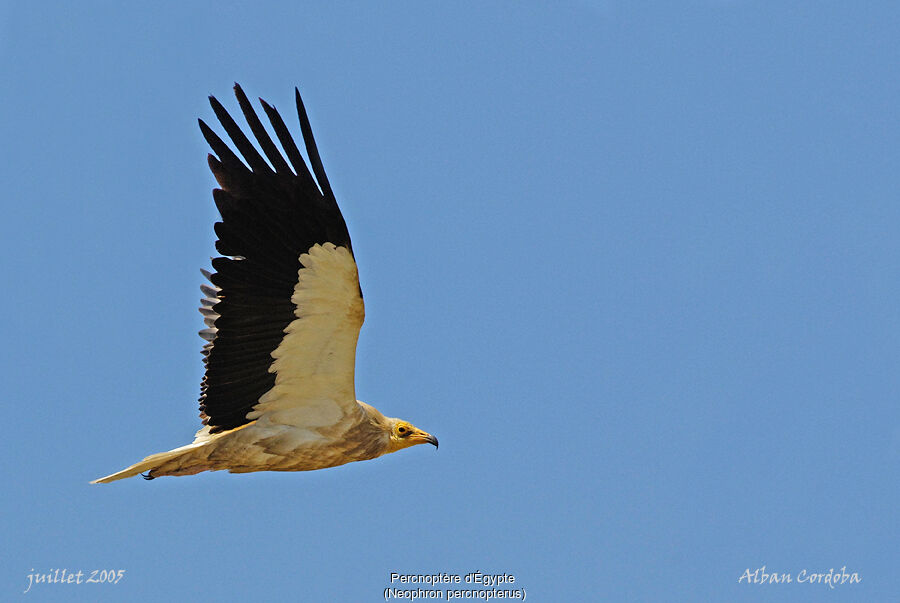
[197,84,364,435]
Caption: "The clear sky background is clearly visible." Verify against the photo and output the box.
[1,2,897,601]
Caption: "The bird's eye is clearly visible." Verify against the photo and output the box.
[398,426,407,435]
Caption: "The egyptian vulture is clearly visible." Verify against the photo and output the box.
[92,84,437,484]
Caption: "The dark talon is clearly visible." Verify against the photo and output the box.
[141,471,155,480]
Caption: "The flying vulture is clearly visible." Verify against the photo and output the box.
[92,84,437,483]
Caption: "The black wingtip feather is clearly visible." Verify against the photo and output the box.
[209,94,273,175]
[294,88,335,202]
[233,84,293,175]
[259,97,317,189]
[199,119,246,175]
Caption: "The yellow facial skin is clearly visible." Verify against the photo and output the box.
[386,420,439,453]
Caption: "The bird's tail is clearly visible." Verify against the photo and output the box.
[90,442,207,484]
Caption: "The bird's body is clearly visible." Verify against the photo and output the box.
[95,399,402,481]
[92,85,436,484]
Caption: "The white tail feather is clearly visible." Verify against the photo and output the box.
[90,443,202,484]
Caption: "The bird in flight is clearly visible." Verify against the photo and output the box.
[93,84,437,483]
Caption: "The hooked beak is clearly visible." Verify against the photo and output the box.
[411,430,439,449]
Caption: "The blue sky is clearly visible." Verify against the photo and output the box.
[1,2,898,601]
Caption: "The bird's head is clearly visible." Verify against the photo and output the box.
[385,419,439,453]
